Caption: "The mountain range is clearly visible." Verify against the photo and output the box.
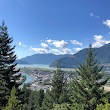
[15,54,69,65]
[16,43,110,68]
[50,43,110,68]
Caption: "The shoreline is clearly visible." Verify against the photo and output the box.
[17,65,110,91]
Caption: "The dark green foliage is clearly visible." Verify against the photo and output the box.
[51,103,70,110]
[52,67,65,103]
[27,89,44,110]
[0,21,25,108]
[42,67,69,110]
[21,84,31,110]
[2,86,22,110]
[70,45,109,110]
[96,98,110,110]
[38,89,44,107]
[0,80,9,109]
[105,92,110,103]
[27,91,38,110]
[27,91,39,110]
[42,90,55,110]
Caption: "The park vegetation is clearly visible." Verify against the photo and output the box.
[0,22,110,110]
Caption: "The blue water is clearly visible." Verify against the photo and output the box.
[17,64,75,85]
[17,64,51,85]
[17,64,74,71]
[17,64,51,69]
[21,73,34,83]
[19,73,34,88]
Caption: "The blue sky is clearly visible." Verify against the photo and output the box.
[0,0,110,59]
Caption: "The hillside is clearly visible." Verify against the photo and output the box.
[50,43,110,68]
[15,59,28,64]
[16,54,69,64]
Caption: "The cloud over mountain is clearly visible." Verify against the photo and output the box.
[45,39,68,49]
[92,35,110,48]
[70,40,82,46]
[30,47,49,54]
[40,43,50,50]
[75,48,82,52]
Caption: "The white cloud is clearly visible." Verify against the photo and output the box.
[75,48,82,52]
[22,44,28,47]
[92,35,110,48]
[50,48,73,55]
[30,47,61,55]
[52,40,68,49]
[30,43,74,55]
[18,42,28,47]
[46,39,54,44]
[30,47,73,55]
[46,39,68,49]
[62,48,73,54]
[18,42,21,45]
[103,19,110,28]
[50,49,62,55]
[90,12,100,18]
[70,40,82,46]
[40,43,49,50]
[30,39,84,55]
[105,40,110,44]
[30,42,50,54]
[30,47,49,54]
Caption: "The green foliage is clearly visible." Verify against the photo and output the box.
[42,67,69,110]
[0,21,25,108]
[27,89,44,110]
[70,45,109,110]
[27,91,39,110]
[0,21,20,88]
[96,99,110,110]
[52,67,65,103]
[42,90,55,110]
[105,92,110,103]
[21,84,31,110]
[2,86,22,110]
[38,89,44,107]
[0,80,9,109]
[51,103,70,110]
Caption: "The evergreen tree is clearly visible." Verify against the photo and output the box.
[42,90,55,110]
[0,21,25,108]
[27,89,44,110]
[52,67,65,103]
[0,80,9,109]
[27,90,40,110]
[51,103,70,110]
[38,89,44,107]
[96,99,110,110]
[2,86,22,110]
[42,67,68,110]
[22,84,31,110]
[70,45,109,110]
